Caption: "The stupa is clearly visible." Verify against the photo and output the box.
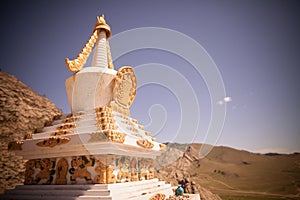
[4,14,175,200]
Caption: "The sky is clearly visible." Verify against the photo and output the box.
[0,0,299,154]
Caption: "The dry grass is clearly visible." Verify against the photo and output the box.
[159,144,300,200]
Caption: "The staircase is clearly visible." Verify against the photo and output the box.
[0,179,173,200]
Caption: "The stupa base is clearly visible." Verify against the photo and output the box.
[1,178,173,200]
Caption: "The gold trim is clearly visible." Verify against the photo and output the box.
[62,116,80,124]
[138,125,144,130]
[137,140,154,149]
[50,130,73,136]
[145,132,151,136]
[24,133,33,140]
[55,158,68,184]
[36,137,70,148]
[111,66,137,115]
[95,106,112,112]
[148,193,166,200]
[105,131,126,143]
[8,141,24,150]
[159,143,166,151]
[65,29,99,72]
[94,14,111,38]
[56,123,76,131]
[132,118,138,124]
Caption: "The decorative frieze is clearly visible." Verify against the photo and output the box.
[24,155,157,185]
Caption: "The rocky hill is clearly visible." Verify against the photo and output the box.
[157,143,300,200]
[0,71,63,193]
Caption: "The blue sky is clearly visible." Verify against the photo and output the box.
[1,0,299,153]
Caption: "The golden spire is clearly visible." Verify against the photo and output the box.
[65,14,112,72]
[94,14,111,38]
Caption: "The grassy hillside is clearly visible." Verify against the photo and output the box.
[159,144,300,200]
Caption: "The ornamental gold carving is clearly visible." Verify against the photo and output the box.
[50,130,73,136]
[24,133,33,140]
[56,123,76,131]
[23,155,157,185]
[117,157,131,182]
[148,193,166,200]
[36,137,70,148]
[35,158,56,184]
[145,132,151,136]
[69,156,95,184]
[111,67,137,115]
[105,131,126,143]
[137,139,154,149]
[95,106,112,112]
[106,165,116,184]
[66,111,86,119]
[65,30,99,72]
[159,143,167,151]
[55,158,69,184]
[24,160,35,184]
[94,161,107,184]
[140,168,148,181]
[8,141,24,150]
[131,118,138,124]
[131,168,139,182]
[62,116,81,124]
[148,167,155,180]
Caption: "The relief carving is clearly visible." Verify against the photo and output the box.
[55,158,69,184]
[24,160,35,184]
[94,161,107,184]
[69,156,95,184]
[148,193,166,200]
[106,165,116,184]
[35,158,56,184]
[105,131,126,143]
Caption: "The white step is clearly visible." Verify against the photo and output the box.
[1,194,112,200]
[5,188,110,196]
[1,179,173,200]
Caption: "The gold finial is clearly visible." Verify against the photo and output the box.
[94,13,111,38]
[97,14,106,24]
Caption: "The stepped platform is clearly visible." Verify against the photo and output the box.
[1,178,173,200]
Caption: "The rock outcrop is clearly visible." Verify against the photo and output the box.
[0,71,63,193]
[157,143,222,200]
[157,144,202,183]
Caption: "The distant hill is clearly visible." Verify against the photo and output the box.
[0,71,63,193]
[157,143,300,200]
